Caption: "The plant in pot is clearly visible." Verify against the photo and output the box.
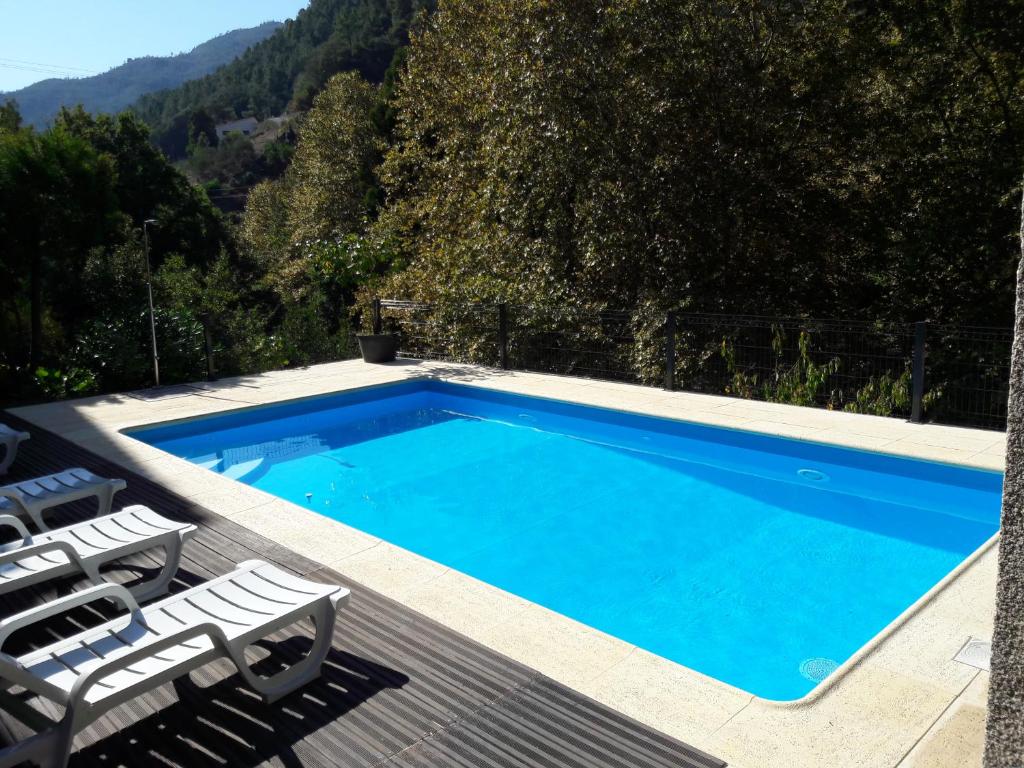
[303,233,404,364]
[357,299,398,363]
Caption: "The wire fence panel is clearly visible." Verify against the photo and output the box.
[508,306,645,383]
[673,314,915,417]
[924,325,1013,430]
[376,300,1013,431]
[380,301,500,365]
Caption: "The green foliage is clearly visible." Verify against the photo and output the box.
[377,0,1023,329]
[239,71,385,317]
[304,231,405,299]
[187,109,219,151]
[53,107,229,264]
[186,132,258,187]
[369,46,409,139]
[0,100,237,401]
[30,366,97,400]
[721,330,841,408]
[720,340,759,401]
[183,121,297,210]
[5,0,1024,417]
[241,178,292,273]
[843,370,912,416]
[0,100,21,134]
[763,332,842,408]
[287,72,381,242]
[0,121,120,368]
[273,293,358,368]
[70,308,206,391]
[261,138,295,176]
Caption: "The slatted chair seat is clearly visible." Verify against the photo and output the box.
[0,560,348,768]
[0,425,28,476]
[0,505,197,602]
[0,468,126,531]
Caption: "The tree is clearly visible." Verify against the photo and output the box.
[187,132,258,188]
[0,127,118,367]
[54,107,230,267]
[0,100,21,134]
[187,108,219,151]
[0,107,235,399]
[240,177,294,291]
[286,71,380,244]
[374,0,1023,328]
[238,71,381,304]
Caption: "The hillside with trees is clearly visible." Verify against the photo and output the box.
[1,23,282,129]
[133,0,434,159]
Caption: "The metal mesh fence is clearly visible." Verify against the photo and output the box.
[379,300,500,365]
[673,314,915,417]
[508,306,643,382]
[377,300,1012,431]
[925,325,1013,430]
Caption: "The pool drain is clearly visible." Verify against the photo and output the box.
[799,657,839,682]
[797,468,829,482]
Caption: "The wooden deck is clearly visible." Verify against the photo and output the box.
[0,413,725,768]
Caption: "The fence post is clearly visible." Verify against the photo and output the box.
[498,303,509,370]
[664,311,677,391]
[372,298,382,335]
[911,320,927,423]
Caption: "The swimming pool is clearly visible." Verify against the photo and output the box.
[127,380,1002,700]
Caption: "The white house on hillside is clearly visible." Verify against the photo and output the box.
[215,116,259,139]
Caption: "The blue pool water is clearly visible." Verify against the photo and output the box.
[128,381,1002,700]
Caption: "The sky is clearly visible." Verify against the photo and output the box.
[0,1,311,92]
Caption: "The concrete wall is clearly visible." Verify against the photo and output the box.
[985,188,1024,767]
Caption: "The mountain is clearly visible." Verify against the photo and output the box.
[133,0,434,158]
[1,22,283,129]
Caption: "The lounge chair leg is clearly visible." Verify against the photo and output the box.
[46,717,78,768]
[96,486,115,518]
[27,507,47,533]
[129,536,183,603]
[0,443,14,476]
[0,723,68,768]
[80,561,104,588]
[237,600,338,704]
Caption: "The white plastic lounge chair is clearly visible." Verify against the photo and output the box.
[0,425,28,476]
[0,505,197,603]
[0,469,126,531]
[0,560,348,768]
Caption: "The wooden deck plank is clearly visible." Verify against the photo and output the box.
[0,412,725,768]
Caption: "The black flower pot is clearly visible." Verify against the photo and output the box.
[357,333,398,363]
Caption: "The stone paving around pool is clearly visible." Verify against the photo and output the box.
[9,359,1005,768]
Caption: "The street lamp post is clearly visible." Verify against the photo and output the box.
[142,219,160,387]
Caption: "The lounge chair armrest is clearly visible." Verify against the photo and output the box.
[0,489,27,515]
[0,583,140,651]
[0,539,85,570]
[0,514,30,544]
[68,622,231,704]
[0,426,30,442]
[0,651,23,678]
